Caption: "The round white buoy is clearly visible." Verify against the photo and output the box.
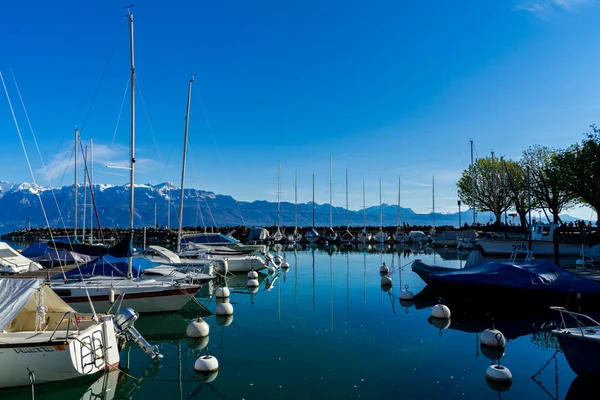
[431,304,451,319]
[481,329,506,348]
[400,290,414,300]
[381,284,392,292]
[486,365,512,383]
[380,264,389,275]
[108,289,115,304]
[247,270,259,279]
[194,355,219,373]
[281,261,290,269]
[216,314,233,327]
[216,302,234,316]
[274,255,283,264]
[215,287,230,298]
[381,276,393,286]
[186,318,210,338]
[247,279,259,287]
[399,299,414,308]
[268,266,276,274]
[215,297,230,304]
[247,285,259,294]
[187,336,209,351]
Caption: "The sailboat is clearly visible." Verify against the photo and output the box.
[393,176,408,243]
[373,179,390,243]
[340,169,354,244]
[304,174,320,244]
[270,162,285,243]
[323,156,338,243]
[50,11,202,314]
[356,180,371,243]
[286,170,302,243]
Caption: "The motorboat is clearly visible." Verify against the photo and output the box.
[0,278,159,389]
[0,242,42,274]
[412,259,600,306]
[551,306,600,375]
[431,230,477,247]
[178,243,268,272]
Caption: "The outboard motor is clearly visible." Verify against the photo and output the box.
[114,308,162,361]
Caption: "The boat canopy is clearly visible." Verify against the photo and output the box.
[247,228,269,241]
[0,278,73,332]
[30,250,93,265]
[50,255,155,280]
[181,232,241,245]
[49,234,132,258]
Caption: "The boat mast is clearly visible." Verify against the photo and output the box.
[397,176,401,230]
[432,175,435,232]
[277,161,281,230]
[74,128,78,241]
[312,173,315,228]
[362,180,366,231]
[294,169,298,234]
[329,155,333,230]
[177,75,194,253]
[345,169,349,229]
[379,179,383,231]
[127,9,135,279]
[89,137,93,244]
[82,145,88,242]
[470,139,475,225]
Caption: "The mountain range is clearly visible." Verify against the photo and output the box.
[0,181,580,234]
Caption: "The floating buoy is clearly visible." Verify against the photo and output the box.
[186,318,210,338]
[247,285,259,294]
[216,302,234,316]
[274,254,283,264]
[187,336,209,351]
[431,304,451,319]
[399,299,414,309]
[195,370,218,383]
[381,275,393,286]
[381,284,392,292]
[380,263,389,275]
[400,284,414,300]
[109,289,115,304]
[268,266,276,274]
[281,261,290,269]
[481,329,506,348]
[247,279,259,287]
[215,287,230,298]
[486,365,512,384]
[215,297,229,304]
[195,355,219,373]
[216,314,233,327]
[247,270,259,279]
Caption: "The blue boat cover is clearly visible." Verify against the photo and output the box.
[429,261,600,294]
[50,255,157,280]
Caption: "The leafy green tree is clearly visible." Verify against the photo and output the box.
[521,145,577,223]
[562,125,600,221]
[502,159,534,227]
[457,157,514,224]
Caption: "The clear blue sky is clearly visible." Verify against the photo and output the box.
[1,0,599,220]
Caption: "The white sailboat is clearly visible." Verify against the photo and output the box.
[270,162,285,243]
[50,11,201,314]
[356,180,371,243]
[373,179,390,243]
[393,176,408,243]
[323,156,338,243]
[340,169,354,243]
[304,174,320,244]
[286,170,302,243]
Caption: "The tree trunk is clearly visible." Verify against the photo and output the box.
[518,209,528,228]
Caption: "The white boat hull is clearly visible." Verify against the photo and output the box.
[0,319,119,388]
[477,240,583,256]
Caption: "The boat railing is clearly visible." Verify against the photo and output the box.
[508,249,533,263]
[49,311,78,341]
[550,306,600,336]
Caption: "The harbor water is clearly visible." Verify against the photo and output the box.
[0,244,584,399]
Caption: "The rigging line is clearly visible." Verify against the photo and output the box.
[78,16,127,134]
[1,72,67,277]
[134,76,164,165]
[110,76,131,147]
[203,196,218,229]
[8,67,74,268]
[77,138,105,243]
[193,89,246,226]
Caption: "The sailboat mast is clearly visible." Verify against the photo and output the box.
[277,161,281,228]
[362,180,366,230]
[345,169,349,229]
[82,145,88,242]
[177,76,194,253]
[127,10,136,278]
[89,137,93,244]
[329,155,332,229]
[74,128,78,240]
[432,175,435,230]
[312,173,315,228]
[379,179,382,230]
[397,176,401,229]
[470,139,475,225]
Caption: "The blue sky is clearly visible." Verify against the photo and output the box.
[1,0,599,220]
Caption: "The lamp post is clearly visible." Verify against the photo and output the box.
[457,200,461,228]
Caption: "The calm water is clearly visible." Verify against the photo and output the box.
[0,244,584,399]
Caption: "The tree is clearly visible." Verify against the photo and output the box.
[562,125,600,221]
[502,159,533,228]
[521,145,578,223]
[457,157,514,224]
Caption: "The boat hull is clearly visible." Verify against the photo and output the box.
[477,239,583,256]
[556,332,600,375]
[0,320,119,388]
